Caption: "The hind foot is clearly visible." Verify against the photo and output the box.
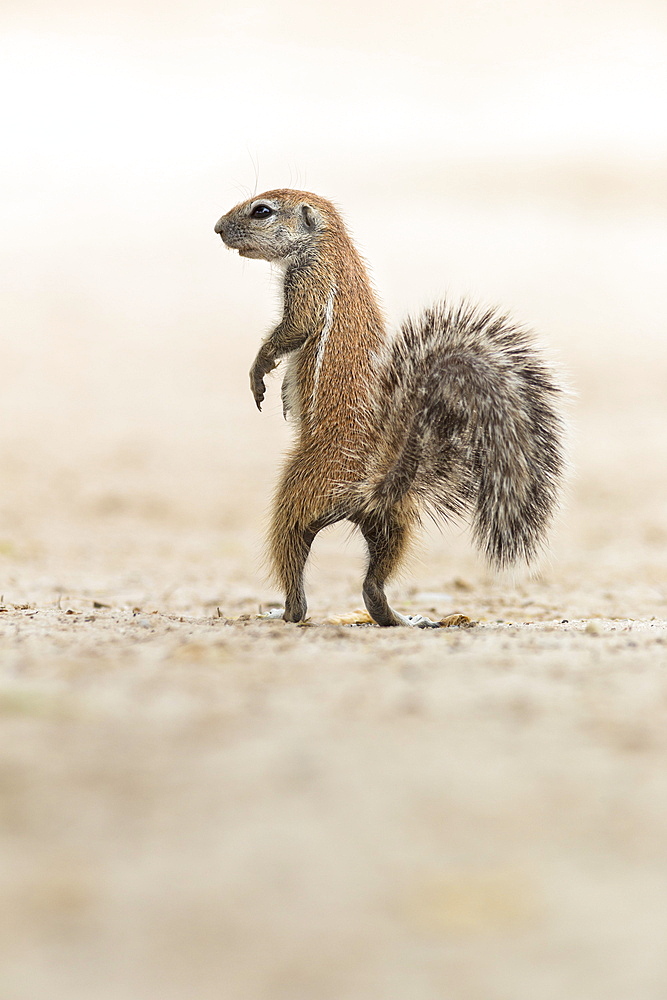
[395,613,441,628]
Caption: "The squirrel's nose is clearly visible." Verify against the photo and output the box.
[214,217,225,235]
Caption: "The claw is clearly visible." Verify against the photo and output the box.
[250,371,267,410]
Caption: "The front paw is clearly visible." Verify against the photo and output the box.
[249,354,278,411]
[250,367,267,410]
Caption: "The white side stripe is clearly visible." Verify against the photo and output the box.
[312,286,336,415]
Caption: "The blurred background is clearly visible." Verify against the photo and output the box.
[3,6,667,1000]
[1,0,666,597]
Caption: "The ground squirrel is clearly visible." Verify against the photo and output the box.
[214,189,565,627]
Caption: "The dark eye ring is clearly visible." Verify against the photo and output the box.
[250,204,273,219]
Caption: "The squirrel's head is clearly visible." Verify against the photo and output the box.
[214,189,339,263]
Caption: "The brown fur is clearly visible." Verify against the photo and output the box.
[215,190,565,626]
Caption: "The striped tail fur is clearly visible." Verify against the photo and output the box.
[370,300,566,567]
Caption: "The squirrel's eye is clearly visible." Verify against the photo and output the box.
[250,204,273,219]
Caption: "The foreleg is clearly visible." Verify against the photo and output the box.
[250,320,309,411]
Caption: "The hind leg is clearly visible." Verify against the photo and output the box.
[265,518,317,623]
[357,511,439,628]
[281,525,316,623]
[267,460,344,622]
[263,455,318,623]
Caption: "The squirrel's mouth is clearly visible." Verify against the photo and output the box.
[217,230,262,258]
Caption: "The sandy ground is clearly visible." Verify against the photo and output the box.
[1,338,667,1000]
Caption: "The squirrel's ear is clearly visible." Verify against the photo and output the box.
[301,204,321,230]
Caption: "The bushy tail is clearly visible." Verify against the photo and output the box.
[371,301,566,567]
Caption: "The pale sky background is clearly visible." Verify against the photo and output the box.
[1,0,666,511]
